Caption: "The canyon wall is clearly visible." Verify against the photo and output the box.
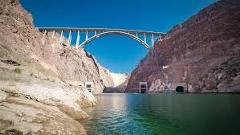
[0,0,113,93]
[0,0,113,134]
[127,0,240,93]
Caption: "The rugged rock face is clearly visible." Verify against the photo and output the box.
[0,0,113,93]
[0,0,113,134]
[127,0,240,93]
[37,32,114,93]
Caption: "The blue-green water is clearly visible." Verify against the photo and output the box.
[81,93,240,135]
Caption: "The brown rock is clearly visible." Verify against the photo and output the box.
[127,0,240,93]
[0,0,113,93]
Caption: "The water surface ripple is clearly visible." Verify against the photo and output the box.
[82,93,240,135]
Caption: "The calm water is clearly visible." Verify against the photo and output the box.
[81,93,240,135]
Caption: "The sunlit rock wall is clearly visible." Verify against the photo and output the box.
[0,0,113,93]
[127,0,240,93]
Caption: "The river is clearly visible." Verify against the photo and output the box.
[81,93,240,135]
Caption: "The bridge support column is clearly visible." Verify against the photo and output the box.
[144,33,147,43]
[94,31,97,36]
[159,35,162,41]
[135,32,138,38]
[151,34,154,47]
[44,30,47,35]
[59,30,63,46]
[51,30,55,38]
[76,31,80,49]
[85,31,89,41]
[67,30,72,48]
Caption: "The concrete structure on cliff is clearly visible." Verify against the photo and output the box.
[38,27,165,49]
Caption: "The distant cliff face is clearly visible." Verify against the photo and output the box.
[0,0,113,93]
[127,0,240,93]
[103,73,129,93]
[110,72,128,87]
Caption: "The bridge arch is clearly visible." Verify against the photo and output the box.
[79,31,150,49]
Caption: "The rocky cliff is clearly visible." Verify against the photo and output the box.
[127,0,240,93]
[0,0,113,134]
[0,0,113,93]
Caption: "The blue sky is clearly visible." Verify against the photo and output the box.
[20,0,216,73]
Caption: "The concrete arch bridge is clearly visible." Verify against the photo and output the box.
[38,27,166,49]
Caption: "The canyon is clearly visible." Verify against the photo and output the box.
[0,0,240,134]
[127,0,240,93]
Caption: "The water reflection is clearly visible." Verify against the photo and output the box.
[82,93,240,135]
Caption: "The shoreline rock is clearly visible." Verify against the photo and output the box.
[0,77,97,134]
[0,90,87,135]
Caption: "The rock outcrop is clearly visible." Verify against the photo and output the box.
[0,0,113,134]
[0,91,87,135]
[127,0,240,93]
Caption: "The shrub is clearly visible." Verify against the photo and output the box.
[14,68,22,74]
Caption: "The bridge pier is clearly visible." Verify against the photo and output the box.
[151,34,154,47]
[44,30,47,35]
[144,33,147,43]
[85,31,89,41]
[59,30,63,46]
[51,30,55,38]
[76,31,80,49]
[67,30,72,48]
[135,32,138,38]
